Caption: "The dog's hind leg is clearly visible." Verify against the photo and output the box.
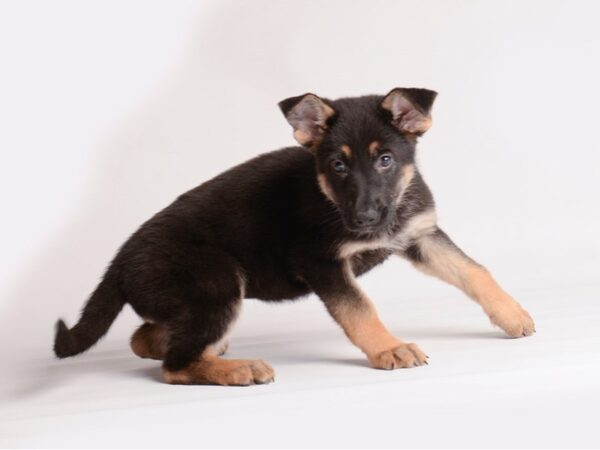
[131,322,170,360]
[162,305,274,386]
[206,336,230,357]
[131,323,229,360]
[160,248,274,386]
[399,227,535,338]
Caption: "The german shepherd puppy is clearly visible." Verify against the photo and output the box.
[54,88,535,385]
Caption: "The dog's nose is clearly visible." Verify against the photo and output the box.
[354,208,379,227]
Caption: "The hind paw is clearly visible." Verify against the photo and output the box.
[163,358,275,386]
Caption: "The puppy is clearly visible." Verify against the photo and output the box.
[54,88,535,385]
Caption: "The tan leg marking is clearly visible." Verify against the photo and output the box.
[332,299,428,369]
[412,234,535,337]
[163,356,275,386]
[463,267,535,337]
[327,263,428,369]
[131,323,170,360]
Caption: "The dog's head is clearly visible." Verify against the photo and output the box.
[279,88,437,235]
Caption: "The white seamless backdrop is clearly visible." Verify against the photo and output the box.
[0,1,599,448]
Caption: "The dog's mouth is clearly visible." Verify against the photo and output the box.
[345,225,380,236]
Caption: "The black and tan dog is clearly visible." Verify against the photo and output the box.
[54,88,535,385]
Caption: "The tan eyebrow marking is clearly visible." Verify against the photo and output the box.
[369,141,380,157]
[341,144,352,159]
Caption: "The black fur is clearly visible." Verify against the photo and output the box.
[54,89,437,373]
[54,270,124,358]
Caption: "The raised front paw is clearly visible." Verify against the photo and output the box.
[368,343,428,370]
[487,300,535,338]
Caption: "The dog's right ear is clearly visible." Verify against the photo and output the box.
[381,88,437,135]
[279,94,336,147]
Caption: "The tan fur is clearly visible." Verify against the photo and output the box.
[380,92,397,112]
[288,95,335,146]
[390,208,437,250]
[206,337,230,357]
[341,144,352,159]
[293,129,312,146]
[130,322,170,360]
[417,116,432,133]
[321,101,335,121]
[396,164,415,204]
[401,113,431,134]
[337,207,437,259]
[464,267,535,337]
[131,325,230,360]
[369,140,379,157]
[407,234,535,337]
[133,278,242,366]
[381,91,432,134]
[336,303,426,369]
[337,237,389,259]
[369,343,428,369]
[325,262,427,369]
[317,173,336,203]
[332,296,401,357]
[163,356,275,386]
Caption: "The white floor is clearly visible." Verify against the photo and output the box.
[1,254,599,448]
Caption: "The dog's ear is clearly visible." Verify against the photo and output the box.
[381,88,437,135]
[279,93,336,146]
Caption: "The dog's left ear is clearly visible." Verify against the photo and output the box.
[279,93,336,146]
[381,88,437,135]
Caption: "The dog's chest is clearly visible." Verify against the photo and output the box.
[337,208,437,259]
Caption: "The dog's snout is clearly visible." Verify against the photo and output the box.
[354,208,380,227]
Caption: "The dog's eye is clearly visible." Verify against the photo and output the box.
[331,159,347,174]
[379,153,394,168]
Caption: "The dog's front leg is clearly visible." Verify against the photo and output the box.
[304,260,428,369]
[400,228,535,337]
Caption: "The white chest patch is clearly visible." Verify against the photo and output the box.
[337,208,438,259]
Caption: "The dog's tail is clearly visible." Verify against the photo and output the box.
[53,272,125,358]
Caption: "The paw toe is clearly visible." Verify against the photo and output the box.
[370,343,428,370]
[251,360,275,384]
[489,304,535,339]
[227,366,254,386]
